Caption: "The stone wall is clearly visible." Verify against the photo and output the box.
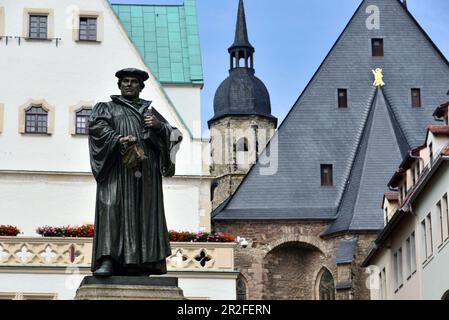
[209,115,276,209]
[213,220,377,300]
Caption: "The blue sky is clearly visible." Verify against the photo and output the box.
[111,0,449,133]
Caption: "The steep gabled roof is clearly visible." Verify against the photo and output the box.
[110,0,203,85]
[213,0,449,235]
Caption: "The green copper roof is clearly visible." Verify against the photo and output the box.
[111,0,204,85]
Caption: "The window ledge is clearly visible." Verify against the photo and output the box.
[24,37,52,42]
[75,39,101,44]
[21,132,51,136]
[422,255,434,269]
[438,238,449,253]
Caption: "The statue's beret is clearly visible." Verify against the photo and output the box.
[115,68,149,82]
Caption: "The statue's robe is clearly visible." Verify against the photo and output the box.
[88,95,182,275]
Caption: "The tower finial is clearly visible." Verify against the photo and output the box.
[228,0,255,70]
[231,0,253,49]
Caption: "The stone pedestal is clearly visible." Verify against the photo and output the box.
[75,276,185,300]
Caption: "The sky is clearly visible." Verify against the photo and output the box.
[111,0,449,133]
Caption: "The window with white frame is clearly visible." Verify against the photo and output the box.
[393,248,403,290]
[406,237,411,278]
[421,219,428,261]
[405,232,417,279]
[422,213,433,262]
[410,232,416,274]
[427,213,433,257]
[438,200,444,245]
[442,194,449,242]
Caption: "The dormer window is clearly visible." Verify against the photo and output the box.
[372,38,384,57]
[338,89,348,108]
[411,89,421,108]
[321,164,333,187]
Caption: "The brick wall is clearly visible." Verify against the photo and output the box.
[213,220,377,300]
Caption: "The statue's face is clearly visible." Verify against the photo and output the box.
[119,77,142,100]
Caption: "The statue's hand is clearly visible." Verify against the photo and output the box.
[144,115,162,131]
[119,135,138,146]
[119,135,138,157]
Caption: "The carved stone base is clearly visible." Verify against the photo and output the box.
[75,276,185,300]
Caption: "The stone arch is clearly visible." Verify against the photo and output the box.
[261,234,326,259]
[314,266,336,300]
[262,239,327,300]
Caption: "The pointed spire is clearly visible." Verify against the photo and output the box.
[230,0,254,50]
[228,0,255,70]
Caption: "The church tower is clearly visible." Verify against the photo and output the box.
[208,0,277,209]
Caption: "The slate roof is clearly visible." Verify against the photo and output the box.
[212,0,449,236]
[336,238,358,264]
[110,0,203,85]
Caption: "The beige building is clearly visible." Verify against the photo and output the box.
[363,101,449,300]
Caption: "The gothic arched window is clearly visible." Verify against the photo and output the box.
[236,275,247,300]
[319,269,335,300]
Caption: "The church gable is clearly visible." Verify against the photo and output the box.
[213,0,449,234]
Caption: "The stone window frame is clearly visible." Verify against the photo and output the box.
[18,98,55,135]
[69,102,94,135]
[72,11,104,43]
[22,8,55,40]
[0,103,4,134]
[0,7,5,37]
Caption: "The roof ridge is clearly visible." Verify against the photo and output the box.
[380,87,411,155]
[335,86,378,210]
[323,87,379,236]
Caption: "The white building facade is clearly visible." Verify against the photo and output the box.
[363,101,449,300]
[0,0,237,300]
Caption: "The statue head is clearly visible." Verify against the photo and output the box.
[115,68,149,100]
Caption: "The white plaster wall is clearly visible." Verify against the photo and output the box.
[0,173,96,236]
[390,213,422,300]
[368,248,391,300]
[0,273,237,300]
[414,161,449,300]
[0,0,202,176]
[178,277,236,300]
[0,273,85,300]
[163,85,202,139]
[0,173,208,236]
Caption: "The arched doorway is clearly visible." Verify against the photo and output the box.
[317,268,335,300]
[262,241,325,300]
